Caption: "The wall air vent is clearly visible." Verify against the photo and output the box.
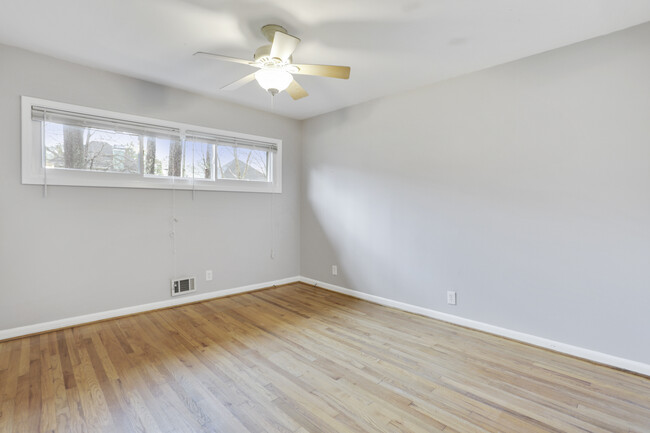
[171,277,196,297]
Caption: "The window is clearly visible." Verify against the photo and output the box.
[22,97,282,193]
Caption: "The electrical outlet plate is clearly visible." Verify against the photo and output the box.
[447,291,457,305]
[206,270,213,281]
[331,265,338,276]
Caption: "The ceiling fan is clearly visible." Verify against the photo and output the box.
[195,24,351,100]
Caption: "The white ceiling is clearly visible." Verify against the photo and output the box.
[1,0,650,120]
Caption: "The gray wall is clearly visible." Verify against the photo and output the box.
[0,43,301,329]
[301,23,650,364]
[2,22,650,366]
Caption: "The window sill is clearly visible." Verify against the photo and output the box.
[23,170,281,193]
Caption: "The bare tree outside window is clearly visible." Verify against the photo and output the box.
[168,141,183,177]
[202,145,213,179]
[145,137,156,174]
[216,145,269,181]
[62,125,84,168]
[46,123,140,174]
[42,119,272,183]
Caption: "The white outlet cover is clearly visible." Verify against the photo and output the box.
[447,291,457,305]
[331,265,338,276]
[206,270,213,281]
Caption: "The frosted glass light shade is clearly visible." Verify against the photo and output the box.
[255,69,293,92]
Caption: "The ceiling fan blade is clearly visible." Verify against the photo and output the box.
[292,64,350,79]
[221,73,257,91]
[270,32,300,62]
[286,79,308,100]
[194,52,256,66]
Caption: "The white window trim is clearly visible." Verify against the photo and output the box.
[21,96,282,193]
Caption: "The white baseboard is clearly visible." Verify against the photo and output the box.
[298,277,650,377]
[0,276,301,341]
[4,275,648,377]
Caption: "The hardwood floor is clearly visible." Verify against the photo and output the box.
[0,283,649,432]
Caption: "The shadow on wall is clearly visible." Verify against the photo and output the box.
[304,164,450,301]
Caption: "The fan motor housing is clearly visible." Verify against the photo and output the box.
[261,24,288,42]
[254,45,292,67]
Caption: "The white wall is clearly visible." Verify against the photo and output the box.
[0,43,301,330]
[301,23,650,364]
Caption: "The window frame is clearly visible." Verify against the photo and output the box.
[21,96,282,193]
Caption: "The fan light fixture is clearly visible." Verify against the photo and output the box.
[255,69,293,95]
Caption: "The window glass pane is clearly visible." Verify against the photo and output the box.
[29,98,280,191]
[144,137,195,178]
[216,145,269,181]
[143,138,213,179]
[184,140,214,180]
[44,122,141,173]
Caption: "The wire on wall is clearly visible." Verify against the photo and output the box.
[170,174,178,279]
[42,110,48,198]
[270,188,276,259]
[189,134,196,201]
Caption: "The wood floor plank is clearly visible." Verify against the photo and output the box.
[1,282,649,432]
